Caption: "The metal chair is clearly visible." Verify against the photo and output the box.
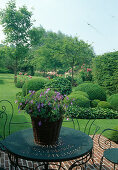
[0,99,31,169]
[98,128,118,170]
[69,119,100,169]
[0,100,14,141]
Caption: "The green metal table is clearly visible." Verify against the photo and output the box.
[1,127,93,169]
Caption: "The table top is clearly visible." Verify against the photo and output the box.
[2,127,93,162]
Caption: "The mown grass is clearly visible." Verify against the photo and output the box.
[0,73,118,138]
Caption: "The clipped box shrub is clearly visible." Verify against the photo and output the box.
[45,77,72,95]
[76,83,106,101]
[22,77,49,96]
[64,94,90,108]
[71,90,89,99]
[107,94,118,111]
[97,101,112,109]
[15,79,25,88]
[65,106,118,119]
[91,99,100,107]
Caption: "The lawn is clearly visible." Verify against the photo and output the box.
[0,73,118,137]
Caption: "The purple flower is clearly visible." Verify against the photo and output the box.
[38,121,42,126]
[38,109,41,112]
[19,103,22,106]
[37,103,40,109]
[32,91,35,94]
[41,103,44,107]
[30,100,33,104]
[29,90,32,93]
[71,102,73,105]
[66,97,69,100]
[58,104,60,108]
[54,107,56,110]
[48,102,51,105]
[25,100,28,104]
[18,110,21,113]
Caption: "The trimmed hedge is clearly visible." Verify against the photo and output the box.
[71,90,89,99]
[64,94,90,108]
[76,83,106,101]
[97,101,112,109]
[65,106,118,119]
[91,99,100,107]
[107,94,118,111]
[22,77,49,96]
[45,77,72,95]
[92,51,118,95]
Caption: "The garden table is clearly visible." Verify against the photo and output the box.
[1,127,93,170]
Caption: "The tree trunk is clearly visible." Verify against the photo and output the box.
[14,56,18,84]
[71,65,74,86]
[71,58,74,86]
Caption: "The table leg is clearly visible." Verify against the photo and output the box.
[44,162,49,170]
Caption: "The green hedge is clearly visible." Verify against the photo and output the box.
[97,101,112,109]
[75,83,106,101]
[71,90,89,98]
[107,94,118,111]
[65,106,118,119]
[45,77,72,95]
[22,77,49,96]
[64,94,90,108]
[92,51,118,95]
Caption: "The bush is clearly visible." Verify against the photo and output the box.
[71,90,89,98]
[91,99,100,107]
[45,77,72,95]
[15,79,25,88]
[109,127,118,144]
[107,94,118,111]
[65,106,118,119]
[22,77,49,96]
[64,94,90,108]
[92,51,118,95]
[97,101,112,109]
[76,83,106,101]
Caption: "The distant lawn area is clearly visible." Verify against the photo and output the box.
[0,73,118,137]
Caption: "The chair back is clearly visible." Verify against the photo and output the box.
[98,128,118,150]
[0,100,14,140]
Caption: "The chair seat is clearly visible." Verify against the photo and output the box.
[104,148,118,164]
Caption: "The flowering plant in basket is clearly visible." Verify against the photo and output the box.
[17,88,69,122]
[16,88,74,145]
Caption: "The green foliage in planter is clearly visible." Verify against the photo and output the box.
[107,94,118,111]
[22,77,49,96]
[92,51,118,95]
[71,90,89,98]
[75,83,106,101]
[97,101,112,109]
[91,99,100,107]
[66,106,118,119]
[45,77,72,95]
[109,127,118,144]
[64,94,90,108]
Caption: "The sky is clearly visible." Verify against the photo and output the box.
[0,0,118,55]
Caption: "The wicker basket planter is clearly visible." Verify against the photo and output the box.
[31,116,63,145]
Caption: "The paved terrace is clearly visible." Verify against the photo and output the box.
[0,135,118,170]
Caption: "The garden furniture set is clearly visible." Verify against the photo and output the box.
[0,99,118,169]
